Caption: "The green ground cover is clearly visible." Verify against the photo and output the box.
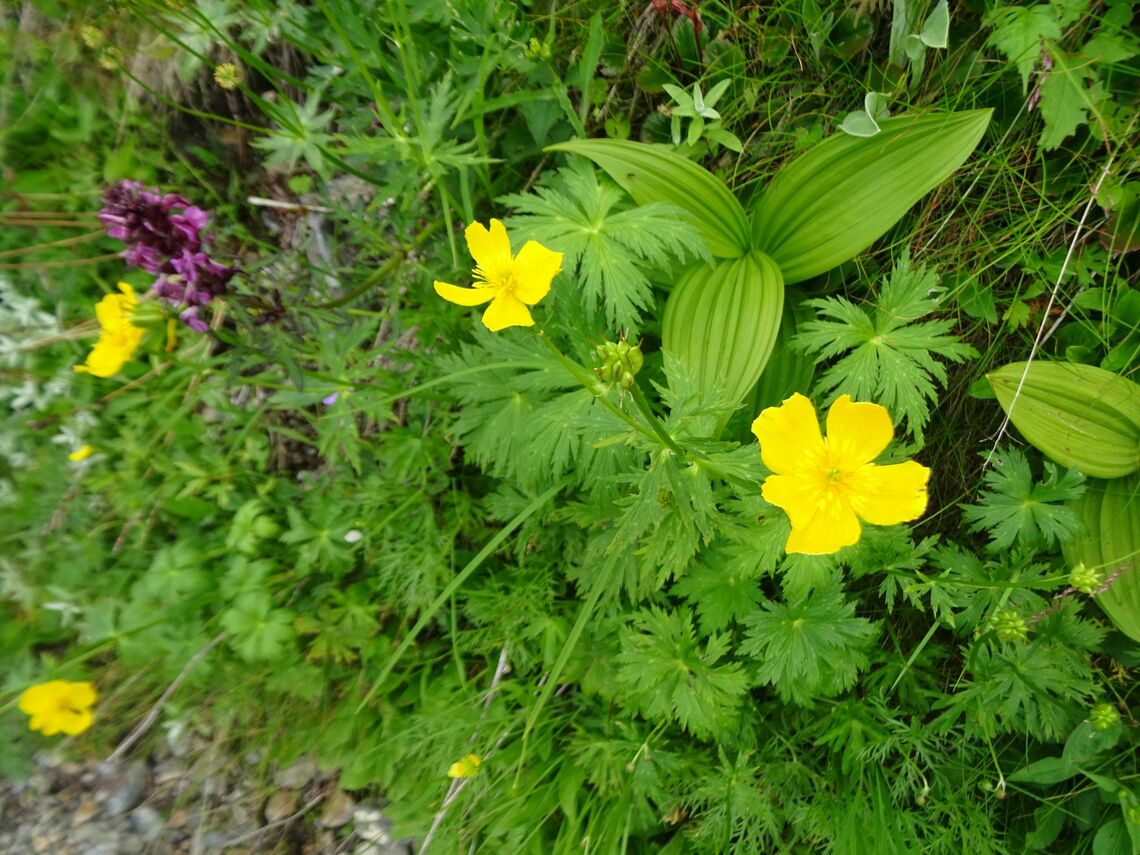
[2,0,1139,851]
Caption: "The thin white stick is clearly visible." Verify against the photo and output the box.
[983,158,1114,470]
[246,195,334,213]
[106,632,227,764]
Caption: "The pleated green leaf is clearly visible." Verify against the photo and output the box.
[547,139,750,258]
[752,110,991,283]
[1063,474,1140,642]
[988,361,1140,478]
[662,252,785,414]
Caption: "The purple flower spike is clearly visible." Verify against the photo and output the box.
[99,180,239,332]
[179,307,210,333]
[322,392,340,405]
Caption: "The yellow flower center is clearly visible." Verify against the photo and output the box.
[496,271,518,296]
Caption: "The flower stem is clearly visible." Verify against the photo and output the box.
[627,379,685,458]
[537,333,657,443]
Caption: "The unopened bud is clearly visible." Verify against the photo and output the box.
[1089,702,1120,731]
[1069,562,1103,594]
[594,337,644,389]
[992,608,1028,642]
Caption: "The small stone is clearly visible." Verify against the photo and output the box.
[131,805,166,841]
[264,790,299,823]
[102,761,152,817]
[273,756,319,789]
[353,804,393,844]
[72,796,100,824]
[317,789,355,829]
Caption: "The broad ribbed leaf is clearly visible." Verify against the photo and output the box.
[547,139,750,258]
[1064,475,1140,642]
[988,361,1140,478]
[662,252,784,413]
[752,110,991,283]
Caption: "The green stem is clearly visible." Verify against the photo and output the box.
[536,333,657,444]
[627,380,684,458]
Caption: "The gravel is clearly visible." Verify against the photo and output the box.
[0,748,415,855]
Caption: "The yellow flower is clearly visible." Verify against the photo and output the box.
[433,219,562,332]
[446,753,482,778]
[751,394,930,555]
[18,680,97,736]
[74,283,145,378]
[68,445,95,462]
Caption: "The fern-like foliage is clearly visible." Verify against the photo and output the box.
[961,448,1085,551]
[434,330,630,491]
[615,606,749,740]
[934,602,1102,740]
[741,576,879,705]
[500,159,708,334]
[793,252,977,441]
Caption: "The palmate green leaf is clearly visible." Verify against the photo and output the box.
[673,545,767,633]
[221,592,296,663]
[616,606,749,739]
[435,331,622,491]
[793,253,977,440]
[501,159,706,332]
[1038,50,1101,151]
[752,111,990,283]
[547,138,750,257]
[741,576,879,706]
[983,3,1063,92]
[962,448,1085,552]
[600,449,722,596]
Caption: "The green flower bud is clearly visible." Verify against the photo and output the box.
[593,338,645,389]
[524,37,552,61]
[992,608,1028,642]
[1089,702,1120,732]
[1069,561,1103,594]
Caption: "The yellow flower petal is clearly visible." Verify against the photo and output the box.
[750,394,825,475]
[784,495,862,555]
[434,281,497,307]
[65,681,98,708]
[447,753,482,778]
[845,461,930,526]
[512,241,563,304]
[59,708,94,736]
[481,294,534,332]
[761,473,826,530]
[68,445,95,462]
[825,395,893,467]
[465,219,512,281]
[74,335,134,377]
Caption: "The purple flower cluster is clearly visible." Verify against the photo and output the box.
[98,180,237,332]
